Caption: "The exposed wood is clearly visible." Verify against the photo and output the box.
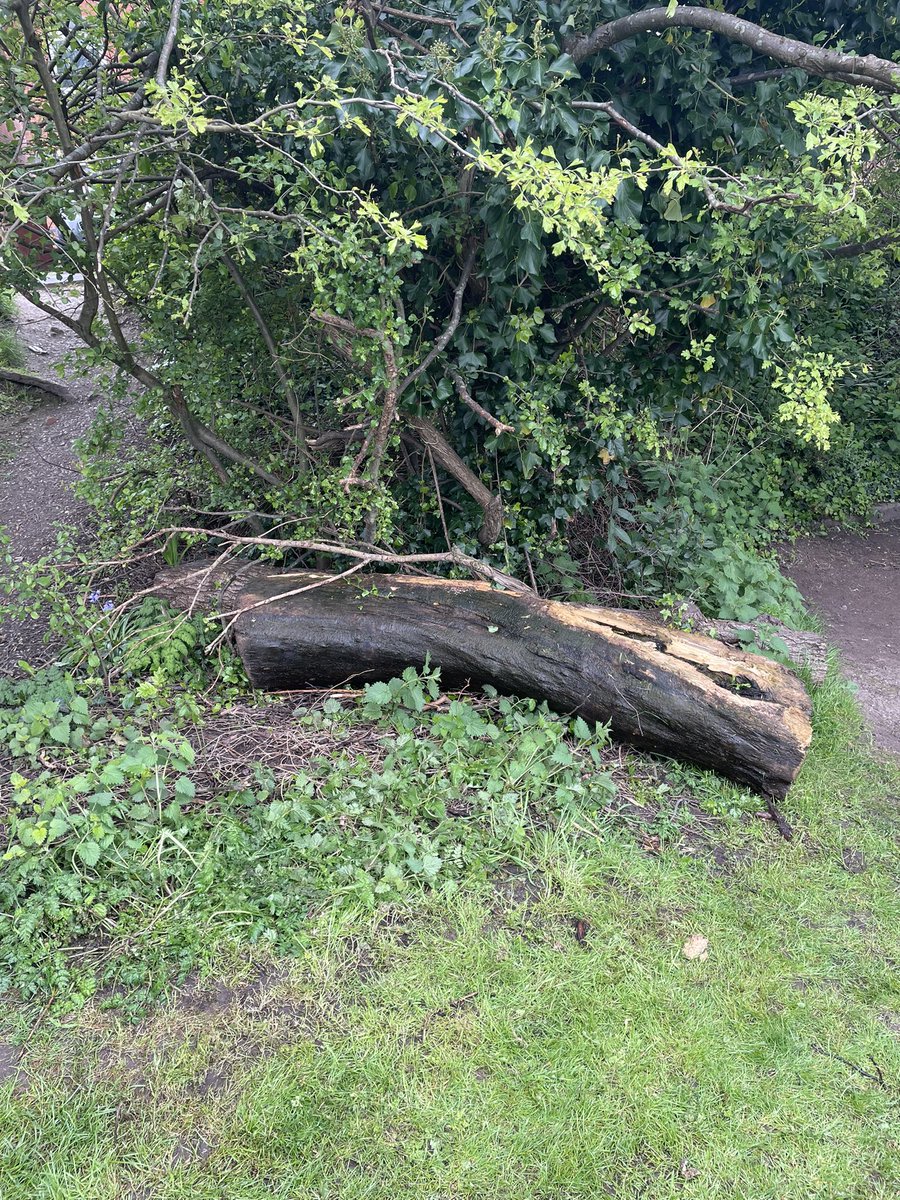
[667,604,829,685]
[155,563,813,798]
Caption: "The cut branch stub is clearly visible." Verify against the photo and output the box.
[155,564,812,798]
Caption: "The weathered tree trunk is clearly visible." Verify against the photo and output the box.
[155,563,812,798]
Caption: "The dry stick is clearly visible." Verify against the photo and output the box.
[810,1044,890,1090]
[448,368,514,435]
[765,797,794,842]
[132,526,533,593]
[425,444,454,551]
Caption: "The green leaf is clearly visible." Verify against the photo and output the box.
[365,681,393,706]
[46,817,70,841]
[48,720,71,745]
[572,717,592,741]
[551,742,574,766]
[76,840,102,867]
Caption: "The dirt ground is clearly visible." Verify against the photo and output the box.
[780,518,900,756]
[0,291,104,671]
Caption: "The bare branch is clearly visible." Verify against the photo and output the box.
[567,6,900,92]
[128,528,533,593]
[820,231,900,260]
[449,368,514,435]
[398,243,477,395]
[408,416,504,547]
[155,0,183,88]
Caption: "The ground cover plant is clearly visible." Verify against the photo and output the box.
[0,664,898,1198]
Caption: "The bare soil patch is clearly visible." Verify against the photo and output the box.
[780,516,900,756]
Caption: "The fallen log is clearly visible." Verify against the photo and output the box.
[155,562,812,798]
[0,366,73,401]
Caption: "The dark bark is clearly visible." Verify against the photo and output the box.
[0,367,74,401]
[155,563,813,797]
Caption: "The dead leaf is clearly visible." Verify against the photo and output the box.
[680,1158,700,1180]
[681,934,709,962]
[572,917,590,944]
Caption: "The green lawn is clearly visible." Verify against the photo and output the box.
[1,675,898,1199]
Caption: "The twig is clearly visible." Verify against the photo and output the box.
[449,368,514,435]
[811,1044,891,1090]
[765,796,794,841]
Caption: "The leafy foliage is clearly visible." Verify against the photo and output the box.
[1,1,898,616]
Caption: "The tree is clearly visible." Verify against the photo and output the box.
[2,1,898,610]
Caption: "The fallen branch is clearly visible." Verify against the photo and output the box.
[449,368,514,435]
[408,415,504,546]
[0,366,74,401]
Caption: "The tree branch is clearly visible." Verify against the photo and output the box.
[449,368,514,435]
[155,0,183,88]
[820,231,900,260]
[222,251,309,466]
[567,6,900,92]
[408,416,504,547]
[0,367,74,401]
[397,243,476,396]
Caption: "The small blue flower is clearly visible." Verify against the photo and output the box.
[87,591,100,604]
[101,600,115,612]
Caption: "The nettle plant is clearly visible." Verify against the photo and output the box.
[0,663,615,1001]
[2,1,898,611]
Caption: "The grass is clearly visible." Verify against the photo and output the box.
[1,671,898,1198]
[0,289,23,372]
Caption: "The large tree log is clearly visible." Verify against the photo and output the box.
[155,563,812,798]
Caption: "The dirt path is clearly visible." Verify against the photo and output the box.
[0,291,103,670]
[781,516,900,756]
